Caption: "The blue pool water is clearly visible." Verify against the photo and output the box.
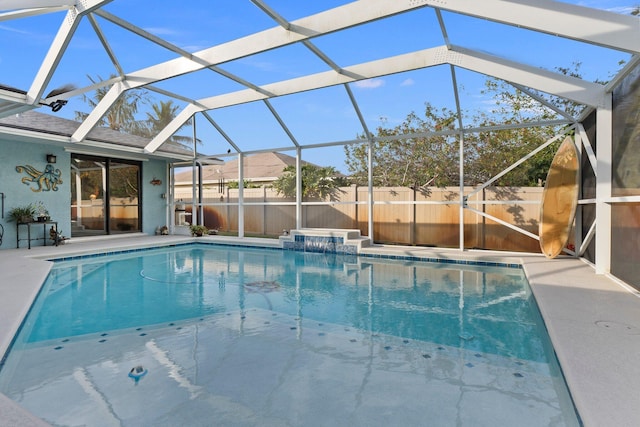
[0,244,579,426]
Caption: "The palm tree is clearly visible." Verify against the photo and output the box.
[76,78,195,149]
[75,75,148,135]
[142,100,194,148]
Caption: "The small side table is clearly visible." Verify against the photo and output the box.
[17,221,58,249]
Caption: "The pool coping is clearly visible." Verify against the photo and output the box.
[1,234,639,426]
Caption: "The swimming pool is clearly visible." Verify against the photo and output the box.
[0,243,579,426]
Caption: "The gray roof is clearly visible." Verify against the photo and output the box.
[175,152,319,182]
[0,110,193,158]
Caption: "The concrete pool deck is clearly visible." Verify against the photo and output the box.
[1,234,639,426]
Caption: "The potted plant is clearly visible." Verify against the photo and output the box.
[34,201,50,222]
[8,204,36,223]
[189,224,208,237]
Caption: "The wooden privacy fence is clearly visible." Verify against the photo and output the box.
[176,186,544,253]
[71,197,139,231]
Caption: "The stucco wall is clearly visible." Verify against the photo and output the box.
[0,137,169,249]
[142,159,170,235]
[0,138,70,249]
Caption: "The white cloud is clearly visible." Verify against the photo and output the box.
[606,6,637,14]
[400,78,415,87]
[354,78,384,89]
[180,44,208,52]
[144,27,179,36]
[574,2,636,14]
[0,24,31,35]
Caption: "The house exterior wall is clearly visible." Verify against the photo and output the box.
[142,160,170,234]
[0,138,70,249]
[0,137,169,249]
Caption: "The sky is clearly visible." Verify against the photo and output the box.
[0,0,637,172]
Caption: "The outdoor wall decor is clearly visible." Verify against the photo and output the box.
[15,164,63,192]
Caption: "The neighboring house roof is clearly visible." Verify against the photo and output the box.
[174,152,320,183]
[0,109,195,158]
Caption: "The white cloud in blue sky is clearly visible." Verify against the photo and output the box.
[144,27,180,36]
[574,1,636,14]
[606,6,637,14]
[0,24,30,35]
[354,79,384,89]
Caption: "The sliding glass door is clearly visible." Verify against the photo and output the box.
[70,154,141,236]
[109,160,140,233]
